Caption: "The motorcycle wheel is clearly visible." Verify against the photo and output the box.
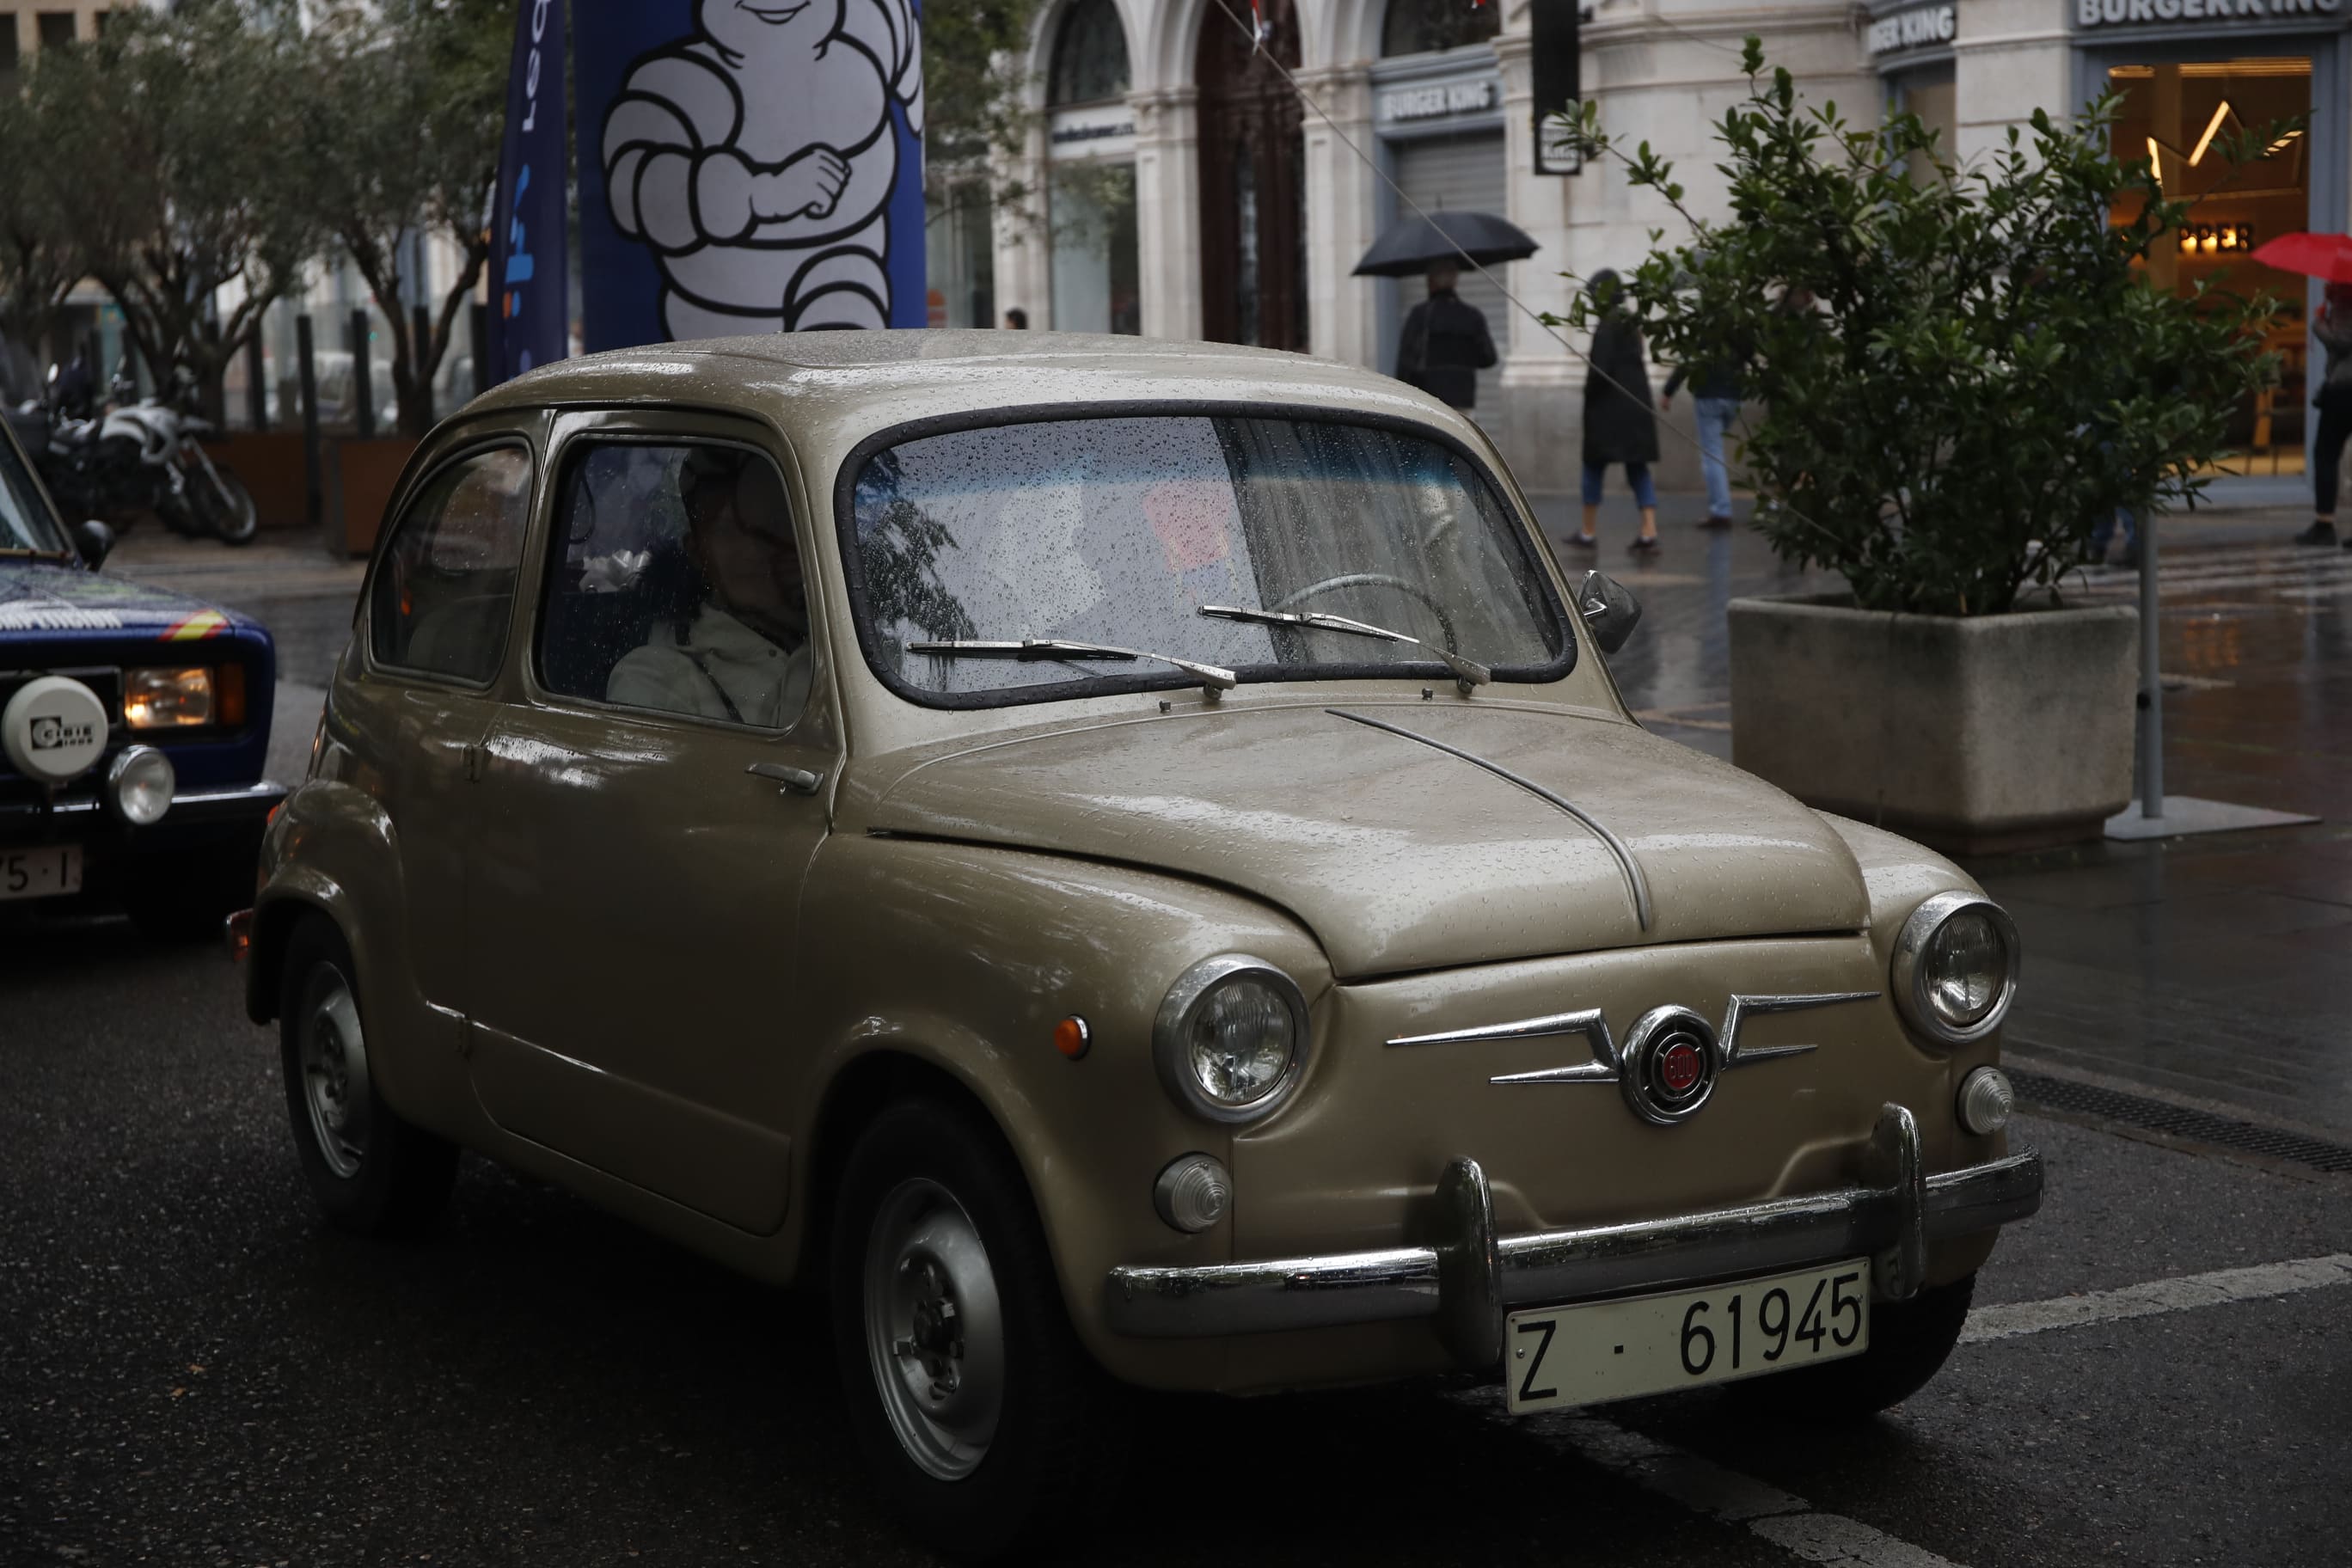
[198,465,260,545]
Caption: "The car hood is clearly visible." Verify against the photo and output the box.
[0,556,252,638]
[857,701,1870,978]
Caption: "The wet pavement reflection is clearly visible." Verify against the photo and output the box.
[1530,492,2352,1136]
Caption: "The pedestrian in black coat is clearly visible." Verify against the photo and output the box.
[1394,261,1498,410]
[1571,269,1662,559]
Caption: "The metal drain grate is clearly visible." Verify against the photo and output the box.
[2010,1071,2352,1175]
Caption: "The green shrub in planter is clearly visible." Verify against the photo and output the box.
[1551,40,2282,616]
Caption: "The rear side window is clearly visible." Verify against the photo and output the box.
[370,446,533,683]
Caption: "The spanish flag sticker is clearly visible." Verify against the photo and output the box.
[161,609,230,641]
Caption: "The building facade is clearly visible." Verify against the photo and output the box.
[954,0,2352,495]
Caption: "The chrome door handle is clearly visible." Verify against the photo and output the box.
[747,761,824,795]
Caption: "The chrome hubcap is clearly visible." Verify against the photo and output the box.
[298,965,371,1179]
[862,1178,1004,1480]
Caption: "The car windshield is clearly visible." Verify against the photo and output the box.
[0,424,69,554]
[844,414,1571,703]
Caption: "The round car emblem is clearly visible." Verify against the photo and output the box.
[1619,1006,1720,1127]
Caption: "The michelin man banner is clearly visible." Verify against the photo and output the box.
[577,0,927,349]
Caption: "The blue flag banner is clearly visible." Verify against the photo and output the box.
[487,0,569,383]
[576,0,926,351]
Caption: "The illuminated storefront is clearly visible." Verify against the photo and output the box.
[2072,2,2350,476]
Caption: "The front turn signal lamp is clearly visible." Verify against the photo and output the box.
[124,666,215,729]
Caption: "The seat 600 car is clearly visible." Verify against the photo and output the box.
[239,331,2041,1559]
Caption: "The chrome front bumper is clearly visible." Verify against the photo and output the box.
[1103,1103,2042,1366]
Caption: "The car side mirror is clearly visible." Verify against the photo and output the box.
[73,518,114,568]
[1577,570,1643,656]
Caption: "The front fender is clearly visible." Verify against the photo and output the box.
[793,833,1331,1387]
[248,775,458,1132]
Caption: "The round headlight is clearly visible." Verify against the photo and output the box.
[1154,955,1309,1124]
[107,745,175,827]
[1891,891,2019,1045]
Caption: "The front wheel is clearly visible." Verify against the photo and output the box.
[278,917,457,1236]
[1729,1271,1975,1419]
[193,462,259,545]
[830,1099,1123,1562]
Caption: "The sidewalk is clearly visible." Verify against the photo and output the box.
[1530,489,2352,1141]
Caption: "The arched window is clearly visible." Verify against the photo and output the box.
[1381,0,1501,58]
[1049,0,1132,107]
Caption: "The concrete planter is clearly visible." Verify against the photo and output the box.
[1727,594,2139,854]
[329,437,420,558]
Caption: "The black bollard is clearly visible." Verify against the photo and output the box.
[349,308,374,440]
[410,303,434,428]
[244,330,266,431]
[297,314,322,530]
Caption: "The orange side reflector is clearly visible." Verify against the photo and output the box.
[1054,1016,1091,1060]
[217,663,247,728]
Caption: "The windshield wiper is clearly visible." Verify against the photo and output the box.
[1197,604,1491,688]
[907,638,1239,692]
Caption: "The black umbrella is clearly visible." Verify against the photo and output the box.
[1352,209,1540,278]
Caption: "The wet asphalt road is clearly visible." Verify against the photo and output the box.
[4,920,2348,1567]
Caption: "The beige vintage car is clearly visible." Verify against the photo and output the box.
[237,332,2039,1559]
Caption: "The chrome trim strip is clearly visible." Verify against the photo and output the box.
[1718,990,1881,1070]
[1102,1109,2042,1344]
[1385,991,1878,1090]
[1324,707,1653,931]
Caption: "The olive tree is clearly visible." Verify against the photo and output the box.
[0,91,83,397]
[297,0,509,437]
[34,3,317,402]
[924,0,1044,229]
[1553,40,2282,616]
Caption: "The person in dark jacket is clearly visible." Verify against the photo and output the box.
[1571,270,1661,557]
[1394,261,1498,410]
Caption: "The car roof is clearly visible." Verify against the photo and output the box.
[459,330,1492,479]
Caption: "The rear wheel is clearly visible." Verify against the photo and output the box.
[1730,1271,1975,1419]
[830,1099,1123,1561]
[278,917,456,1235]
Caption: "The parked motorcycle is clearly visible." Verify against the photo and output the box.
[27,364,260,546]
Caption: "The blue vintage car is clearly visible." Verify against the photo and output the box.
[1,411,284,935]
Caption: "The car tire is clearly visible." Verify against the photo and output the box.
[1730,1271,1975,1420]
[829,1097,1124,1562]
[278,916,456,1237]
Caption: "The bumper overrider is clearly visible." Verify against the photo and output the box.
[1104,1103,2041,1366]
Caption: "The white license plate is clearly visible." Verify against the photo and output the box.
[1504,1258,1871,1413]
[0,843,83,902]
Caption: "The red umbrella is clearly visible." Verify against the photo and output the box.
[2248,231,2352,283]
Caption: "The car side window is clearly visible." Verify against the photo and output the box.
[369,445,533,684]
[536,441,812,732]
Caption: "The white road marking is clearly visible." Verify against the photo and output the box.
[1959,1253,2352,1344]
[1537,1412,1968,1566]
[1451,1253,2352,1565]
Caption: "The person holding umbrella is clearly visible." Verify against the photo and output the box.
[1394,260,1497,410]
[1354,208,1535,413]
[1568,270,1662,559]
[2295,279,2352,548]
[2250,234,2352,547]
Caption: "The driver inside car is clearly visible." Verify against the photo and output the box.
[606,447,812,728]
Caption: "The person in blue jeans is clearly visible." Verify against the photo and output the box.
[1661,356,1742,528]
[1571,271,1663,558]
